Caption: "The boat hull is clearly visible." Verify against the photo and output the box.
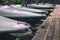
[0,16,31,32]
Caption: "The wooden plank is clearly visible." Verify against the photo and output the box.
[59,19,60,40]
[46,18,56,40]
[44,18,55,40]
[54,18,59,40]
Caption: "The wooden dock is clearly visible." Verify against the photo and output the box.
[32,5,60,40]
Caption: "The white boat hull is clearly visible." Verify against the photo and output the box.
[0,5,43,18]
[27,3,53,9]
[10,5,47,13]
[0,16,31,32]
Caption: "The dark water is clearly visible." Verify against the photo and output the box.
[0,33,16,40]
[0,33,33,40]
[7,16,46,25]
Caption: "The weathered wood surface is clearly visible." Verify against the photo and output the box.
[32,5,60,40]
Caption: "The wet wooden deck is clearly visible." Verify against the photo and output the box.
[32,5,60,40]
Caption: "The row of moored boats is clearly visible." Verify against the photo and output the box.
[0,3,54,38]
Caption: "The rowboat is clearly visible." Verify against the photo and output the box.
[10,5,48,14]
[27,3,54,12]
[0,5,45,17]
[27,3,53,9]
[0,16,31,32]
